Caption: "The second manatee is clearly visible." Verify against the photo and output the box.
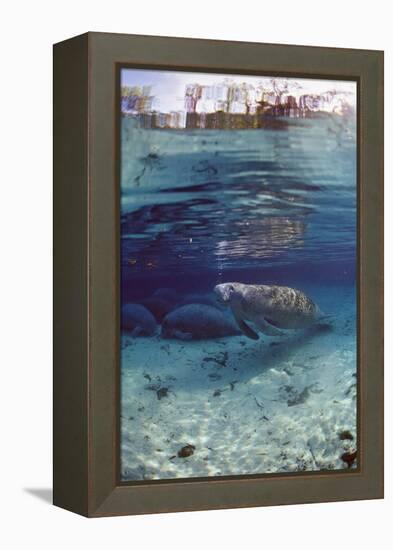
[161,304,241,340]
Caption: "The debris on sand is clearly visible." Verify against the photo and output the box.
[145,383,170,400]
[177,444,196,458]
[341,450,357,468]
[156,387,169,400]
[338,430,354,441]
[203,351,229,367]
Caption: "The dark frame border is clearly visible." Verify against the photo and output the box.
[53,32,383,517]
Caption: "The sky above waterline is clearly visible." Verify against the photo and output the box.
[121,68,357,113]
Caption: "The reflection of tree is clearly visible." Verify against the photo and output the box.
[185,84,203,113]
[243,83,253,115]
[270,78,289,100]
[121,78,354,129]
[121,85,154,113]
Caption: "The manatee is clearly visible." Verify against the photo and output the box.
[161,304,241,340]
[214,282,328,340]
[178,292,225,310]
[140,296,174,323]
[121,303,157,336]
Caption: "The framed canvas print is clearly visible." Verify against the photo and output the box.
[53,32,383,517]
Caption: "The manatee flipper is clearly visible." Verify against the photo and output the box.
[255,317,283,337]
[232,311,259,340]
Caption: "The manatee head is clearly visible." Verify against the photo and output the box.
[214,282,247,306]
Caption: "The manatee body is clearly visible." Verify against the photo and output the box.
[214,282,325,340]
[140,296,174,323]
[178,292,225,310]
[121,303,157,336]
[161,304,241,340]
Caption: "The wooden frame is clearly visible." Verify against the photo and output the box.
[53,32,383,517]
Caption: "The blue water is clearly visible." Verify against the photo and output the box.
[121,115,356,297]
[120,114,357,480]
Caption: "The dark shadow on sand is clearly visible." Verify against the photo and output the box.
[152,323,335,391]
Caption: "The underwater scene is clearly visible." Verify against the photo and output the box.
[119,69,357,481]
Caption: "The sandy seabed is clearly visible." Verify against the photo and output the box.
[120,290,357,481]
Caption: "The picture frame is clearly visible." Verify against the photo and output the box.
[53,32,383,517]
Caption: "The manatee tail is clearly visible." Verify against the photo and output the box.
[315,304,333,322]
[318,313,334,323]
[314,310,334,333]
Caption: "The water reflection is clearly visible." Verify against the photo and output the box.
[121,117,356,275]
[215,218,306,260]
